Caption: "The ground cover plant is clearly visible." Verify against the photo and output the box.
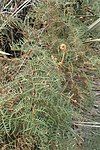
[0,0,100,149]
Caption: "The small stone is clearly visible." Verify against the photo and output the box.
[94,105,99,109]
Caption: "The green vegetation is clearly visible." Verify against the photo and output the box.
[0,0,100,149]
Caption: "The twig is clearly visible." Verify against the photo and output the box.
[74,121,100,125]
[11,0,32,16]
[73,121,100,128]
[88,18,100,31]
[3,0,13,10]
[0,50,12,56]
[11,0,40,17]
[85,39,100,43]
[74,124,100,128]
